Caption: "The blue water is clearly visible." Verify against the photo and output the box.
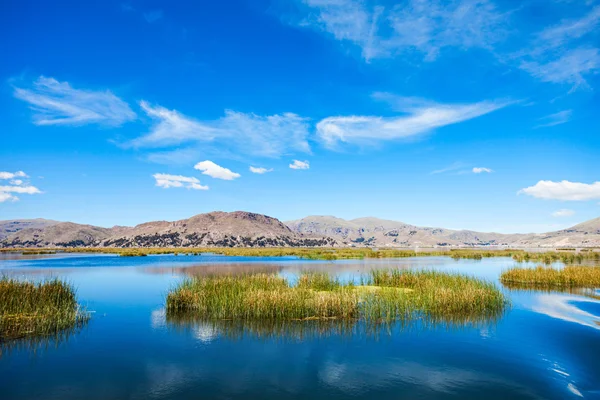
[1,254,599,399]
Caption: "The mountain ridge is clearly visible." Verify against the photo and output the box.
[1,212,599,248]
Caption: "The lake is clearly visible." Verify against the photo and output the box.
[1,254,599,399]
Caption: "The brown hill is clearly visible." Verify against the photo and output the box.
[2,211,336,248]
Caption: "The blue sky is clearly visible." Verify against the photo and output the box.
[1,0,599,233]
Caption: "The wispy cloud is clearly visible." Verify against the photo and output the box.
[520,48,600,90]
[131,102,310,158]
[194,161,241,180]
[13,76,136,126]
[289,160,310,170]
[317,96,511,148]
[472,167,493,173]
[152,173,208,190]
[535,110,573,128]
[132,101,217,148]
[285,0,509,62]
[249,166,273,174]
[552,209,575,217]
[519,180,600,201]
[144,10,163,23]
[0,171,42,202]
[519,6,600,90]
[537,6,600,47]
[430,162,467,175]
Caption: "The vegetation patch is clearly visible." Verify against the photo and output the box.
[501,265,600,288]
[166,270,508,327]
[0,278,89,342]
[1,247,534,261]
[512,251,600,265]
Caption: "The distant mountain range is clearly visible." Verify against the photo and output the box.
[286,216,600,248]
[1,212,599,248]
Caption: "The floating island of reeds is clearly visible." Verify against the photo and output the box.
[0,278,89,344]
[166,270,509,332]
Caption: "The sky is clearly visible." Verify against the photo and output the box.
[0,0,599,233]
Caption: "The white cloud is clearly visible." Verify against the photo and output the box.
[152,173,208,190]
[289,160,310,170]
[0,171,41,202]
[288,0,508,62]
[472,167,493,173]
[519,180,600,201]
[13,76,136,126]
[131,102,310,158]
[249,166,273,174]
[194,161,241,180]
[317,97,510,148]
[552,209,575,217]
[0,185,41,195]
[0,171,27,180]
[0,192,18,203]
[535,110,572,128]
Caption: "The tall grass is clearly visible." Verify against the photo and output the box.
[0,278,89,341]
[501,265,600,288]
[166,270,508,329]
[365,269,507,323]
[512,251,600,265]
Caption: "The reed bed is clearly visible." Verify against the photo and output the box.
[166,270,508,328]
[0,278,89,341]
[512,251,600,265]
[2,246,531,261]
[501,265,600,288]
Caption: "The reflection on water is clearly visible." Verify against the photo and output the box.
[164,312,505,342]
[0,318,89,359]
[1,254,599,399]
[144,263,284,277]
[502,283,600,331]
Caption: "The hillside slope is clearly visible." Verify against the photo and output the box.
[285,215,600,247]
[2,211,336,248]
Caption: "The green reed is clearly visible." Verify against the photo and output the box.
[0,278,89,341]
[166,270,508,327]
[501,265,600,288]
[2,246,533,261]
[512,251,600,265]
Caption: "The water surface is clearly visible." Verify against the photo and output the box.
[1,254,599,399]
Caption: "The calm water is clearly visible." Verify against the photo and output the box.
[1,254,599,399]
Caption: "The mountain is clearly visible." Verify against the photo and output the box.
[285,216,525,247]
[0,218,60,240]
[285,216,600,248]
[1,211,336,248]
[2,212,599,249]
[1,222,113,247]
[509,217,600,248]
